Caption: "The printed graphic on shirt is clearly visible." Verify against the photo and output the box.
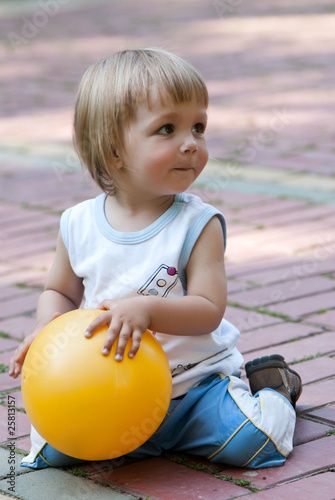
[138,264,178,298]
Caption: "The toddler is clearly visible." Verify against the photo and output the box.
[9,48,302,469]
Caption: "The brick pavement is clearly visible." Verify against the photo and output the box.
[1,0,335,498]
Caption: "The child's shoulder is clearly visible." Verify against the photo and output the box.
[62,193,104,218]
[179,192,224,222]
[60,194,105,247]
[178,191,212,211]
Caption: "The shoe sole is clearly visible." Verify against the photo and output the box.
[245,354,286,377]
[245,354,302,407]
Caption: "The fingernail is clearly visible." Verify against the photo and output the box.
[84,331,91,338]
[128,352,134,359]
[114,354,122,361]
[101,348,109,356]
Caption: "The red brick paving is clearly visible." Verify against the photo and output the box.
[242,332,335,372]
[304,406,335,426]
[297,379,335,409]
[1,1,335,499]
[0,403,30,442]
[305,309,335,329]
[246,472,335,500]
[223,435,335,489]
[268,290,335,320]
[230,259,335,286]
[91,458,248,499]
[293,417,334,446]
[237,322,323,354]
[225,305,284,332]
[0,316,36,340]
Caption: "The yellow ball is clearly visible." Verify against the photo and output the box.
[22,309,172,461]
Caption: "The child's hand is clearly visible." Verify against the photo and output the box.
[85,298,151,361]
[8,313,61,379]
[9,332,37,379]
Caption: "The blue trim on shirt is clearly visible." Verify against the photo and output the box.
[178,207,226,289]
[94,193,185,244]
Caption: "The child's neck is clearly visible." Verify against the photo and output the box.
[104,192,175,232]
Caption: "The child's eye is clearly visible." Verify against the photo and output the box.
[193,123,205,134]
[158,124,174,135]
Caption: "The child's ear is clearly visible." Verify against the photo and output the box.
[112,149,123,169]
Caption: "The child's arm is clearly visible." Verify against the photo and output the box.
[85,216,227,361]
[9,231,84,378]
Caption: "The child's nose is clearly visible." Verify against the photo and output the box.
[180,135,198,154]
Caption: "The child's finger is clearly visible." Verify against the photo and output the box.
[51,312,61,321]
[128,329,143,359]
[8,357,19,378]
[101,318,123,357]
[96,300,113,311]
[113,324,133,361]
[8,341,29,378]
[84,312,110,338]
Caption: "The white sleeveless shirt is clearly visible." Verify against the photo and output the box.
[60,192,243,397]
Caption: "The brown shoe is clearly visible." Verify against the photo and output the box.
[245,354,302,408]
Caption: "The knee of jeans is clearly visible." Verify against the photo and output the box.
[41,444,86,467]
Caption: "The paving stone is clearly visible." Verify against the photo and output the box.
[0,338,20,352]
[226,259,300,281]
[227,279,254,294]
[232,259,335,286]
[245,472,335,500]
[241,204,335,228]
[0,391,25,412]
[197,189,270,208]
[0,405,30,443]
[2,215,59,235]
[0,268,48,290]
[306,309,335,329]
[290,356,335,385]
[0,351,13,366]
[69,457,128,476]
[1,233,56,260]
[0,262,16,277]
[225,305,283,333]
[0,207,56,227]
[0,449,30,479]
[268,291,335,320]
[303,404,335,425]
[0,467,134,500]
[293,416,333,446]
[227,222,264,236]
[91,457,248,499]
[0,293,40,320]
[222,435,335,489]
[298,379,335,409]
[227,225,333,262]
[230,276,334,308]
[14,435,31,454]
[237,322,322,354]
[242,331,335,366]
[0,316,36,341]
[0,286,36,303]
[231,199,308,223]
[0,373,21,394]
[9,252,54,272]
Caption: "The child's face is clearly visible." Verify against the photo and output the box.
[117,87,209,200]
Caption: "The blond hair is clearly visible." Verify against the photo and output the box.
[73,48,208,193]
